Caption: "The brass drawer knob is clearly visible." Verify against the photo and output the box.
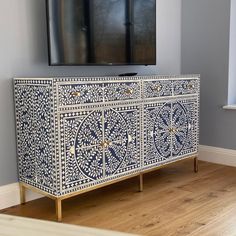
[125,88,134,95]
[70,91,81,97]
[169,128,178,133]
[100,141,108,149]
[70,146,75,155]
[100,140,112,149]
[153,85,162,92]
[188,84,195,89]
[169,128,174,133]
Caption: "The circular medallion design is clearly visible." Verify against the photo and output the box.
[153,102,188,158]
[74,109,128,180]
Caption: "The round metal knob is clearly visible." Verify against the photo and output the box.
[70,91,81,97]
[153,85,162,92]
[70,146,75,155]
[169,128,177,133]
[173,128,178,133]
[188,84,195,89]
[100,140,112,149]
[125,88,134,95]
[169,128,174,133]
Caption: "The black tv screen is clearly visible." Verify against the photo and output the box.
[46,0,156,66]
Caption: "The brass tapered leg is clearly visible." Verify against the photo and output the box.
[55,199,62,222]
[139,174,143,192]
[19,183,26,205]
[194,156,198,173]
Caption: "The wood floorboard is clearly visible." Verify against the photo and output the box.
[1,160,236,235]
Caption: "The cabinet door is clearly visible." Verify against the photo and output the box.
[103,105,141,178]
[143,98,198,169]
[59,109,104,194]
[172,98,198,157]
[143,102,172,168]
[59,105,141,194]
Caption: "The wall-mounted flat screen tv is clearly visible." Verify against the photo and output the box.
[46,0,156,66]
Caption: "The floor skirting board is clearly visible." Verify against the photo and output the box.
[1,145,236,210]
[199,145,236,167]
[0,183,42,210]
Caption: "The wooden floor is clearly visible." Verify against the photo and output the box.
[2,160,236,236]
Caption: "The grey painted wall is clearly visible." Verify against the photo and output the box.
[0,0,181,186]
[182,0,236,149]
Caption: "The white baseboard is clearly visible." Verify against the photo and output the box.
[199,145,236,167]
[0,183,43,210]
[1,145,236,210]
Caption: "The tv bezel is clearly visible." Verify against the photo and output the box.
[45,0,156,66]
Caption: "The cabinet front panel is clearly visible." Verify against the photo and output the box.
[59,109,104,193]
[143,80,172,98]
[171,101,189,157]
[74,110,104,180]
[143,97,198,169]
[104,81,141,102]
[172,98,198,157]
[143,102,172,168]
[104,106,141,177]
[57,83,103,107]
[59,105,141,194]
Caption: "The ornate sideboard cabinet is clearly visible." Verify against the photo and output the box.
[14,75,200,221]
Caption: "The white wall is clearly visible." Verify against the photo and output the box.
[0,0,181,186]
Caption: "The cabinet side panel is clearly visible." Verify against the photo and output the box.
[14,80,56,195]
[14,84,36,183]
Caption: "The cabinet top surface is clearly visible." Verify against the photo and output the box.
[14,74,200,82]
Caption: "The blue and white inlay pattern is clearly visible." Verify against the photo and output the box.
[60,106,141,193]
[144,99,198,169]
[15,81,55,194]
[14,76,199,196]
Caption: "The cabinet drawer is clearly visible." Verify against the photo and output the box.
[173,79,199,95]
[143,80,172,98]
[104,81,141,102]
[57,83,103,107]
